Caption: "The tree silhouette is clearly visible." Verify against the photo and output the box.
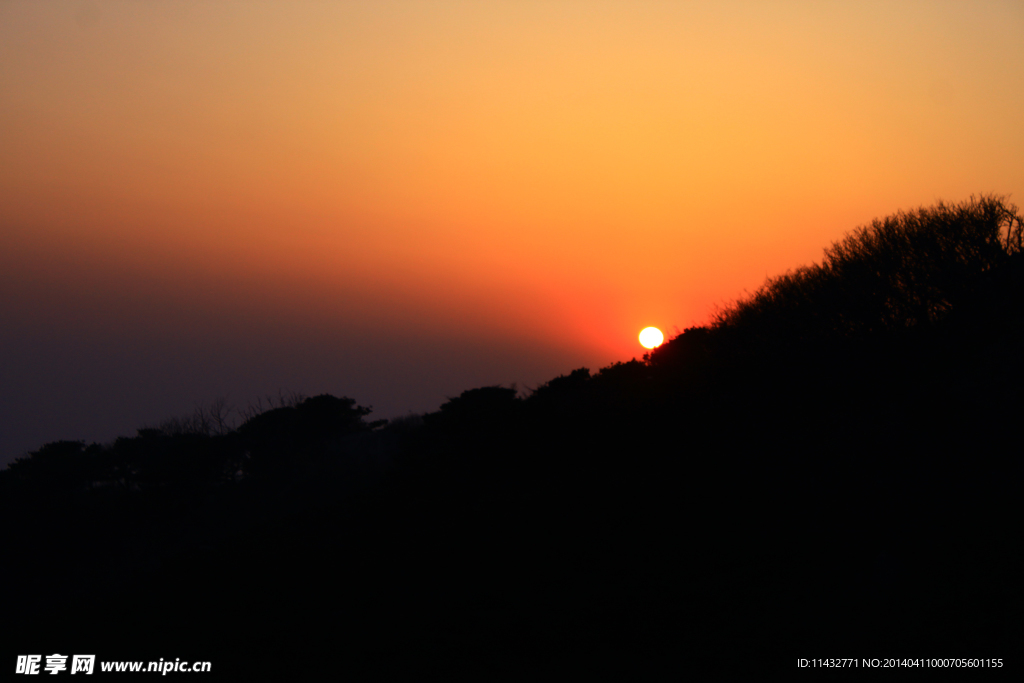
[238,394,381,479]
[706,195,1023,349]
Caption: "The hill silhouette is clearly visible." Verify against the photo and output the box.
[3,196,1022,676]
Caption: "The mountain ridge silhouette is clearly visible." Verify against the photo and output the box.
[3,195,1022,676]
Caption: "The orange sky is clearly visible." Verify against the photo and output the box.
[2,1,1023,459]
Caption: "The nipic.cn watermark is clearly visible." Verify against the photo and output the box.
[15,655,212,675]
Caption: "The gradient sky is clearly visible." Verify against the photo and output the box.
[2,1,1023,465]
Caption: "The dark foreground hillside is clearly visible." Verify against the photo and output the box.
[3,197,1022,678]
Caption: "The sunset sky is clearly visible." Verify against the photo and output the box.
[2,1,1023,464]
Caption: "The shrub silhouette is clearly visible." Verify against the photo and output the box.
[435,385,518,418]
[423,386,520,443]
[526,367,592,419]
[104,429,243,491]
[1,440,100,498]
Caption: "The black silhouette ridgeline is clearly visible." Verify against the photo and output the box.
[3,196,1022,676]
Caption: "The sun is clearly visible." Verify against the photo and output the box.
[639,326,664,349]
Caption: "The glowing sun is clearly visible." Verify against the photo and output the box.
[639,327,664,349]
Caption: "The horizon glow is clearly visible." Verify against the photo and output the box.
[1,1,1022,463]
